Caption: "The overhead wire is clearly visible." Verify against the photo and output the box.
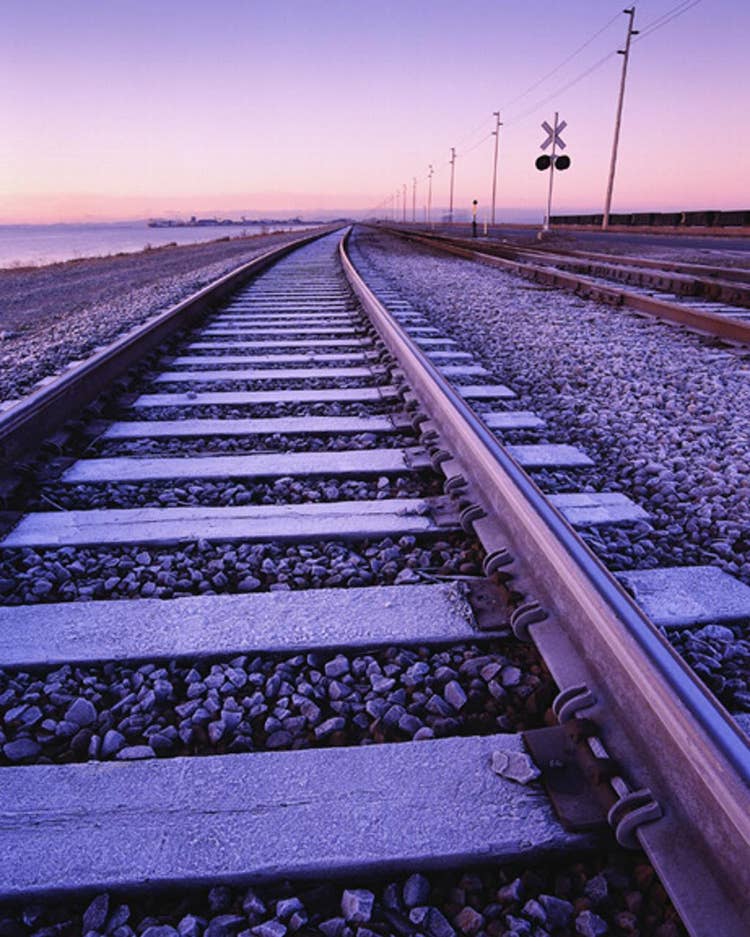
[635,0,702,41]
[500,9,623,111]
[505,49,619,126]
[447,7,625,157]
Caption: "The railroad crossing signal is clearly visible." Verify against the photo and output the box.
[536,154,570,172]
[537,112,571,233]
[541,118,567,151]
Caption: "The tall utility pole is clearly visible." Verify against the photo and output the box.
[427,164,434,228]
[490,111,502,226]
[402,183,407,222]
[395,188,400,223]
[412,177,417,222]
[603,6,638,229]
[448,148,456,224]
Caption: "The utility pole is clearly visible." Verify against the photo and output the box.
[427,164,434,229]
[395,188,400,223]
[402,183,407,223]
[412,177,417,222]
[448,148,456,224]
[603,6,638,230]
[490,111,502,226]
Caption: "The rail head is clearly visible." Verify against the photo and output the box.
[339,228,750,937]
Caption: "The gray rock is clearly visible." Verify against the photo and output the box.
[142,928,179,937]
[101,729,127,758]
[250,922,286,937]
[583,874,608,906]
[370,673,396,693]
[82,894,110,933]
[497,878,524,903]
[314,717,346,739]
[325,655,350,678]
[491,750,541,785]
[695,624,735,643]
[318,919,346,937]
[275,898,304,922]
[341,889,375,923]
[241,888,267,919]
[3,738,41,762]
[206,916,246,937]
[538,895,574,929]
[65,697,97,727]
[575,910,609,936]
[409,907,455,937]
[107,903,131,932]
[500,666,522,688]
[402,873,430,908]
[115,744,154,760]
[288,912,307,932]
[178,915,205,937]
[453,907,484,935]
[521,899,546,924]
[443,681,467,711]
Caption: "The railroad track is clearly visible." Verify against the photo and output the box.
[0,227,748,936]
[381,227,750,345]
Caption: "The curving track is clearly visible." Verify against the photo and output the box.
[0,227,748,937]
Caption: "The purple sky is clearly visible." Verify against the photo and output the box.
[2,0,746,222]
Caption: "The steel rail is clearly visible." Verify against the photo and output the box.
[340,229,750,937]
[500,243,750,286]
[393,225,750,285]
[0,226,340,466]
[381,226,750,345]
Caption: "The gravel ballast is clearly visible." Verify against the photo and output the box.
[33,473,439,512]
[0,640,550,766]
[0,535,484,606]
[0,856,687,936]
[350,228,750,588]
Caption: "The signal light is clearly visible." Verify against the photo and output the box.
[535,155,551,171]
[555,155,571,171]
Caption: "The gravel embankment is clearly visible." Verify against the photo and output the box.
[351,229,750,588]
[0,228,330,401]
[0,858,687,936]
[0,640,549,766]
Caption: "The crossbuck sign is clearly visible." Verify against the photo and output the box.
[541,118,567,151]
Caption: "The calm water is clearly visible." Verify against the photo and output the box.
[0,221,316,269]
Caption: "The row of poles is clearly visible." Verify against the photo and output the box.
[377,7,638,232]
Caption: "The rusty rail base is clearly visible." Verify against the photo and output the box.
[379,226,750,345]
[341,229,750,937]
[0,226,341,466]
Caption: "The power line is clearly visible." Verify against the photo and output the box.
[449,9,623,156]
[635,0,702,41]
[501,9,623,111]
[505,49,618,126]
[459,132,493,158]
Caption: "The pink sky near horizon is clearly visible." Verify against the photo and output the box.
[2,0,748,224]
